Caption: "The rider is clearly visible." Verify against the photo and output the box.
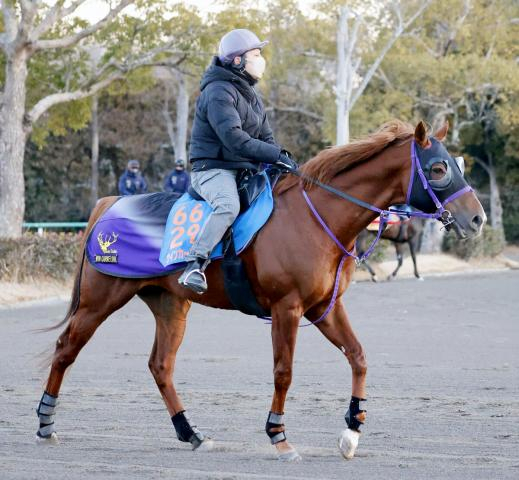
[164,159,190,198]
[178,28,297,294]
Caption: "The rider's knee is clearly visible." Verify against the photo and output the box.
[216,197,240,219]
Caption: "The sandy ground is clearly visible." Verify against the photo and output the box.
[354,252,519,282]
[0,270,518,479]
[2,252,518,308]
[503,245,519,263]
[0,281,71,306]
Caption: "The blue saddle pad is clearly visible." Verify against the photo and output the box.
[85,173,274,278]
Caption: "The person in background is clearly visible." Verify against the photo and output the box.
[163,159,190,198]
[118,159,148,196]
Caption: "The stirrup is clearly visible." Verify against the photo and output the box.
[178,258,209,294]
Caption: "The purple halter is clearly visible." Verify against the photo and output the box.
[298,140,473,326]
[403,141,474,223]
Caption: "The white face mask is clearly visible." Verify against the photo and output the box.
[245,55,266,80]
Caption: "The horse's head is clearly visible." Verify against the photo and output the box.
[406,121,486,239]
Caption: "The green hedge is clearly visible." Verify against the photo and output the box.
[0,233,82,282]
[2,227,503,282]
[443,225,505,260]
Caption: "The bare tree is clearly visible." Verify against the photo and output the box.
[0,1,176,238]
[407,0,507,231]
[90,94,100,209]
[161,68,190,163]
[335,1,431,144]
[425,87,504,230]
[475,153,503,230]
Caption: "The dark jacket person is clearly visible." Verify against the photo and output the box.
[189,57,280,172]
[164,159,190,197]
[118,160,148,196]
[178,28,297,294]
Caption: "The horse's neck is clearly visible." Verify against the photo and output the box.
[313,142,409,249]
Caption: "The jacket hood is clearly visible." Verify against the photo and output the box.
[200,56,257,102]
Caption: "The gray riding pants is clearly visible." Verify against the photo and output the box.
[187,168,240,260]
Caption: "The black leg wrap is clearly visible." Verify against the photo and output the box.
[36,391,58,438]
[171,411,204,449]
[345,396,367,432]
[265,411,286,445]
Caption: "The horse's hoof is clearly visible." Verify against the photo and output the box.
[371,275,378,283]
[35,432,59,445]
[338,428,359,459]
[417,276,424,281]
[194,437,214,452]
[277,448,302,462]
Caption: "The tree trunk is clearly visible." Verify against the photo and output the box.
[336,6,348,145]
[268,82,279,136]
[420,219,445,254]
[90,94,100,209]
[173,71,188,162]
[343,109,350,145]
[0,50,30,238]
[162,70,189,163]
[488,161,503,230]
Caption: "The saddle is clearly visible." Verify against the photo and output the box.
[188,169,269,213]
[188,169,280,317]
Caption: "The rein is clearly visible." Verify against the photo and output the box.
[284,140,473,327]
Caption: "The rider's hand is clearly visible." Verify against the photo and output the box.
[275,152,298,172]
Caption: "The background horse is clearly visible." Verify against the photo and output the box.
[357,216,425,282]
[36,120,485,462]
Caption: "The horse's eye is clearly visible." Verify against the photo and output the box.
[430,162,446,180]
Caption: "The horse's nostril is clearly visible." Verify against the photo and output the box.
[472,215,483,228]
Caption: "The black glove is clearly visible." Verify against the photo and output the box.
[275,152,298,172]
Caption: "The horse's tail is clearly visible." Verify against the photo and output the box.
[40,196,118,332]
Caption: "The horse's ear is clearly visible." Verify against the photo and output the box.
[434,121,449,142]
[414,120,429,148]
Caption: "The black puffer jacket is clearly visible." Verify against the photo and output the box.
[189,57,281,172]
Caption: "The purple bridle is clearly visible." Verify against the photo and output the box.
[296,140,473,326]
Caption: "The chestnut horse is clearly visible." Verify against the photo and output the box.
[36,120,485,461]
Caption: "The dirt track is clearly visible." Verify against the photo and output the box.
[1,270,518,479]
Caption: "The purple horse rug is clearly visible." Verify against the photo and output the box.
[85,178,274,279]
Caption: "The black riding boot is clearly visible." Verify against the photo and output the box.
[178,257,208,294]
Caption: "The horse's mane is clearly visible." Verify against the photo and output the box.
[276,119,415,193]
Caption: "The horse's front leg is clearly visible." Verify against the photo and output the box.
[268,300,302,462]
[314,299,367,459]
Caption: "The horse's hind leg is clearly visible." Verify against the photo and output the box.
[139,288,213,451]
[313,299,367,459]
[363,259,378,282]
[36,271,139,443]
[409,238,422,280]
[388,243,404,280]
